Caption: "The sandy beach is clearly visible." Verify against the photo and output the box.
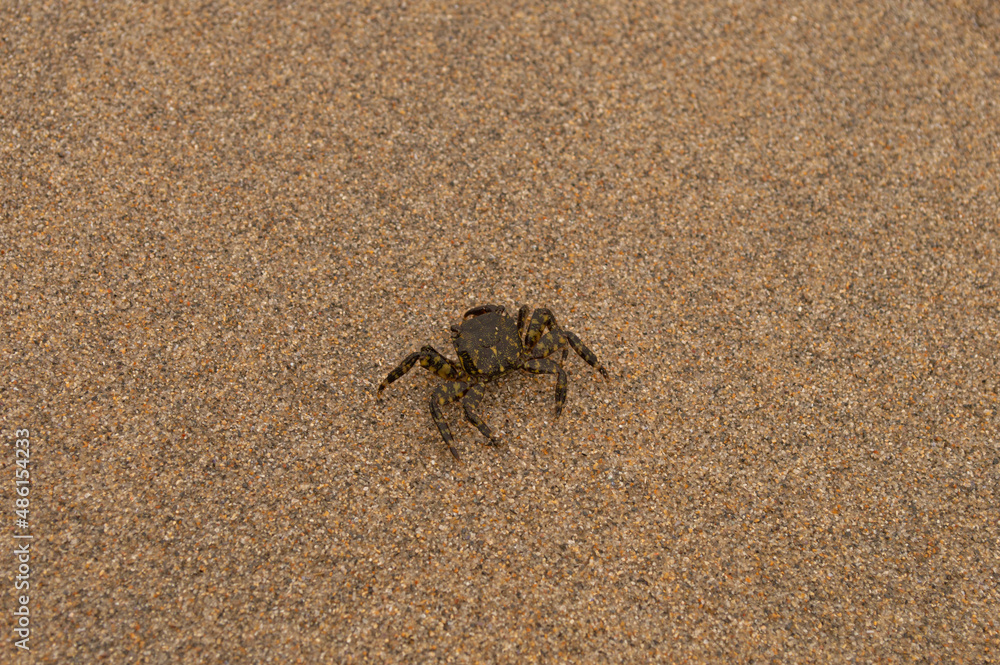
[2,1,998,662]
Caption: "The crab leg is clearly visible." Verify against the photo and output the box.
[523,307,558,351]
[461,382,498,445]
[516,304,531,337]
[430,381,471,460]
[522,357,569,416]
[377,345,463,394]
[531,329,609,379]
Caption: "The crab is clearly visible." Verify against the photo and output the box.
[377,304,609,460]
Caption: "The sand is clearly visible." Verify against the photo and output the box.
[2,0,998,662]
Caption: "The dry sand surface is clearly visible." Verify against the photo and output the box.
[2,1,999,662]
